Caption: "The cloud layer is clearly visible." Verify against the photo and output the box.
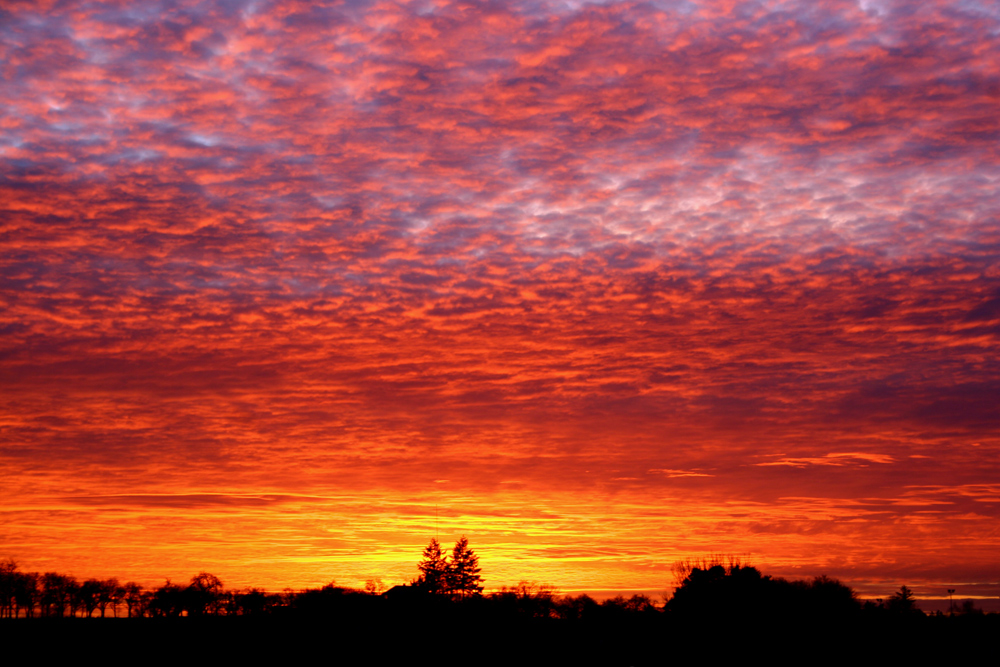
[2,0,998,596]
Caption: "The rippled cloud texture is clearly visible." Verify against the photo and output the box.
[2,0,999,597]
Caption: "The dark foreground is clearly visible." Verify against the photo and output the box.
[4,607,997,665]
[4,560,997,663]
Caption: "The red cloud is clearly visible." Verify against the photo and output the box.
[1,0,998,596]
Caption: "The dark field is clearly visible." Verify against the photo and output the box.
[4,604,998,665]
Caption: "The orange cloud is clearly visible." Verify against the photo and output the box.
[1,0,998,598]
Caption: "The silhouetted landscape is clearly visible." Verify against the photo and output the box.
[2,548,996,663]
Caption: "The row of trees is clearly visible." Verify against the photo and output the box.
[0,538,484,619]
[3,552,989,621]
[0,560,673,621]
[0,562,367,619]
[0,561,139,619]
[0,561,236,619]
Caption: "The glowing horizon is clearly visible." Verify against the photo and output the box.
[1,0,998,601]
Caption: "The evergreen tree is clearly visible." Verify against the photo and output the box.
[886,585,920,615]
[448,536,483,598]
[417,537,449,593]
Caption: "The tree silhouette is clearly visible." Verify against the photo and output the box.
[80,579,101,617]
[123,582,143,618]
[805,575,859,617]
[557,593,600,621]
[668,562,765,617]
[417,538,450,593]
[186,572,224,616]
[149,579,184,617]
[959,599,984,616]
[886,585,921,615]
[364,577,386,595]
[109,578,125,617]
[41,572,71,617]
[96,577,118,617]
[493,581,559,618]
[447,536,483,598]
[65,577,82,618]
[229,587,273,615]
[0,559,16,618]
[14,571,39,618]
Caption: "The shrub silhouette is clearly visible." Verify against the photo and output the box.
[668,561,860,622]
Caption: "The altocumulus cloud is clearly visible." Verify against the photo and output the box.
[1,0,998,594]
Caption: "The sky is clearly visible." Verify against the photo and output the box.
[1,0,999,601]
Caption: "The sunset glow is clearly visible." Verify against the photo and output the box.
[2,0,998,600]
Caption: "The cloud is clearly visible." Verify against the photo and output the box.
[0,0,998,596]
[757,453,897,468]
[649,469,714,478]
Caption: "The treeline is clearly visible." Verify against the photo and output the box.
[1,555,992,621]
[0,562,224,619]
[0,561,394,619]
